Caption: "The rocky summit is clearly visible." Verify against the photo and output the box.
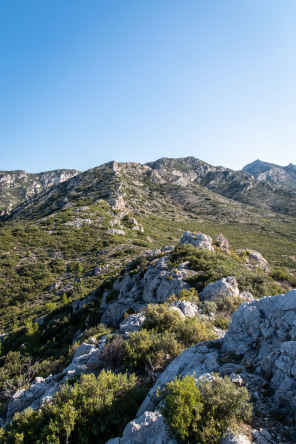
[0,157,296,443]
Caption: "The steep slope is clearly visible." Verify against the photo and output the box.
[0,169,79,216]
[148,157,296,216]
[243,159,296,190]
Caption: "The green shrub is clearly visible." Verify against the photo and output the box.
[214,315,230,330]
[143,304,184,333]
[201,301,217,315]
[124,329,183,375]
[176,318,216,347]
[143,304,216,348]
[158,374,252,443]
[5,371,146,444]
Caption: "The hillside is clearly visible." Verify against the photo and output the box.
[0,169,79,216]
[0,157,296,442]
[243,159,296,190]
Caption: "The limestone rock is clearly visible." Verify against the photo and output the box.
[179,231,214,252]
[219,431,251,444]
[223,289,296,406]
[107,228,126,236]
[105,411,177,444]
[170,300,200,317]
[119,313,146,333]
[7,376,59,422]
[137,342,220,416]
[200,277,239,302]
[239,291,254,302]
[215,234,230,254]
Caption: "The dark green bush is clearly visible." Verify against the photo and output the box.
[124,329,183,375]
[4,371,146,444]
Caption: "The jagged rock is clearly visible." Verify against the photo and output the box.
[6,341,103,423]
[101,255,195,326]
[7,376,59,422]
[57,284,74,296]
[219,431,251,444]
[200,277,239,302]
[229,373,243,386]
[161,246,174,253]
[105,411,177,444]
[239,291,254,302]
[236,249,269,272]
[93,265,109,276]
[109,194,126,210]
[252,429,272,443]
[65,218,93,228]
[72,292,96,313]
[129,217,144,232]
[119,313,146,333]
[170,300,200,317]
[107,228,126,235]
[179,231,214,252]
[168,305,185,318]
[215,234,230,254]
[222,290,296,407]
[137,342,220,416]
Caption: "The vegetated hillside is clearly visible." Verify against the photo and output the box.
[243,159,296,190]
[0,169,79,216]
[0,157,296,442]
[0,230,296,442]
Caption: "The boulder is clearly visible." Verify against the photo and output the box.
[222,290,296,406]
[105,411,177,444]
[219,431,251,444]
[137,343,220,416]
[200,277,239,302]
[214,234,230,254]
[179,231,214,252]
[107,229,126,236]
[170,300,200,317]
[119,313,146,333]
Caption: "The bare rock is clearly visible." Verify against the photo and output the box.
[215,234,230,254]
[119,313,146,333]
[107,228,126,236]
[200,277,239,302]
[105,411,177,444]
[219,431,251,444]
[179,231,214,252]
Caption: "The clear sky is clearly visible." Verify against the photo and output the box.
[1,0,296,173]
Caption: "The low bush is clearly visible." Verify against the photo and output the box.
[158,374,252,443]
[124,329,183,375]
[4,371,146,444]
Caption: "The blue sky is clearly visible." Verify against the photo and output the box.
[1,0,296,172]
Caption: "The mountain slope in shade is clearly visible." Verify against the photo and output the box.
[243,159,296,190]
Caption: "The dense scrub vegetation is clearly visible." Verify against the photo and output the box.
[1,371,147,444]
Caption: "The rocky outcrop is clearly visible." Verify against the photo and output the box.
[109,290,296,443]
[100,255,196,326]
[222,290,296,407]
[106,411,177,444]
[215,234,230,254]
[6,340,105,423]
[0,169,79,215]
[200,276,239,301]
[236,249,270,273]
[107,228,126,235]
[179,231,214,251]
[119,313,146,333]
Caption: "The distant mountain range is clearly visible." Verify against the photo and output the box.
[1,157,296,220]
[243,159,296,190]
